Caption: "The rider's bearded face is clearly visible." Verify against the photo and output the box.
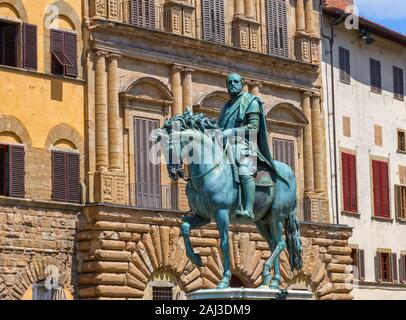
[226,74,243,97]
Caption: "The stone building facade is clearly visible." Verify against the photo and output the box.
[0,0,84,299]
[0,0,356,300]
[322,2,406,299]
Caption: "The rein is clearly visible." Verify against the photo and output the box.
[181,139,229,182]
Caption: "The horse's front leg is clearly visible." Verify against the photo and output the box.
[264,221,286,290]
[215,209,232,289]
[181,214,210,267]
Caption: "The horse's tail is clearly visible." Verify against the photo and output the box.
[284,199,303,271]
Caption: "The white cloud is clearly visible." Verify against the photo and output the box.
[355,0,406,20]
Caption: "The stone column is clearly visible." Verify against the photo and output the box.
[311,95,323,193]
[95,50,109,171]
[295,0,306,34]
[234,0,245,16]
[245,0,254,19]
[107,53,123,172]
[305,0,315,35]
[249,81,261,96]
[182,68,193,112]
[171,65,183,116]
[302,92,314,193]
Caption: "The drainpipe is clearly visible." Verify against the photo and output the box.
[320,4,346,225]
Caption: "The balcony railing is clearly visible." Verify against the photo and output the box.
[129,183,178,210]
[119,3,302,61]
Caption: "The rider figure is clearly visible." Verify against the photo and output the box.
[219,73,287,220]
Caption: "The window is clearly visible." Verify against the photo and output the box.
[400,254,406,283]
[393,66,404,101]
[272,138,295,171]
[375,251,398,283]
[50,29,77,78]
[266,0,288,57]
[152,287,173,300]
[201,0,225,44]
[372,160,390,218]
[52,150,80,203]
[0,21,37,70]
[339,47,351,84]
[130,0,156,29]
[350,248,365,281]
[341,152,357,213]
[0,144,25,198]
[398,130,405,152]
[370,58,382,93]
[395,185,406,220]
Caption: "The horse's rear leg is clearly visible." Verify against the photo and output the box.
[181,214,210,267]
[255,219,273,287]
[264,220,286,289]
[215,209,232,289]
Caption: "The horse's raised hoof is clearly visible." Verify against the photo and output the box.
[191,253,203,267]
[216,271,231,289]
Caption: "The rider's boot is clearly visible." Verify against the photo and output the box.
[235,175,255,219]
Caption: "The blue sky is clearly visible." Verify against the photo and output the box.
[356,0,406,35]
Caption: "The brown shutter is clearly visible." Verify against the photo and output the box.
[130,0,141,26]
[134,117,161,208]
[349,154,357,212]
[375,252,382,282]
[9,145,25,198]
[381,162,390,218]
[359,249,365,280]
[201,0,211,41]
[52,151,67,202]
[394,66,404,99]
[400,255,406,283]
[23,23,37,70]
[214,0,225,44]
[392,253,398,282]
[339,47,350,83]
[370,59,382,93]
[267,0,288,57]
[64,32,77,78]
[67,153,80,204]
[148,0,156,29]
[51,29,65,74]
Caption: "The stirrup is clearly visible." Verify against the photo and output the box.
[235,209,254,219]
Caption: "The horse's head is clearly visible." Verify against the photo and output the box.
[153,108,220,181]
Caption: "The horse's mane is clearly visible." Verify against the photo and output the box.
[164,108,219,133]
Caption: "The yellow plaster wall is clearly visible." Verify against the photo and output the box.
[0,0,84,149]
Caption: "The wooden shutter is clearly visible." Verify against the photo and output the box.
[67,153,80,203]
[201,0,225,44]
[342,153,350,211]
[342,153,357,212]
[370,59,381,93]
[130,0,141,26]
[392,253,398,282]
[52,151,67,202]
[359,249,365,281]
[64,32,77,78]
[375,253,382,282]
[130,0,156,29]
[394,66,404,100]
[214,0,225,43]
[395,185,406,219]
[23,23,37,70]
[9,145,25,198]
[201,0,211,41]
[272,138,294,171]
[134,117,161,208]
[267,0,288,57]
[51,29,65,74]
[381,162,390,218]
[1,23,18,67]
[372,160,382,217]
[400,255,406,283]
[339,47,350,83]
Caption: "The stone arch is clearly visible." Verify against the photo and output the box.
[45,123,83,154]
[9,256,71,300]
[0,275,7,299]
[266,103,309,127]
[0,115,32,146]
[43,0,82,74]
[194,91,228,116]
[0,0,28,21]
[124,77,173,102]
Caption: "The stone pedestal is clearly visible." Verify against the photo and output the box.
[94,170,126,204]
[186,288,313,300]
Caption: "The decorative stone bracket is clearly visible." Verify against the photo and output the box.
[94,171,126,205]
[295,34,320,64]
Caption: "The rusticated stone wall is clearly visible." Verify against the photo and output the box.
[0,199,81,300]
[76,205,353,300]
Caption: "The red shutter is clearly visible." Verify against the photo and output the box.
[359,249,365,281]
[64,32,77,78]
[392,253,398,282]
[342,153,351,211]
[9,145,25,198]
[349,154,357,212]
[372,160,382,216]
[67,153,80,203]
[23,23,37,70]
[52,151,67,202]
[381,162,390,218]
